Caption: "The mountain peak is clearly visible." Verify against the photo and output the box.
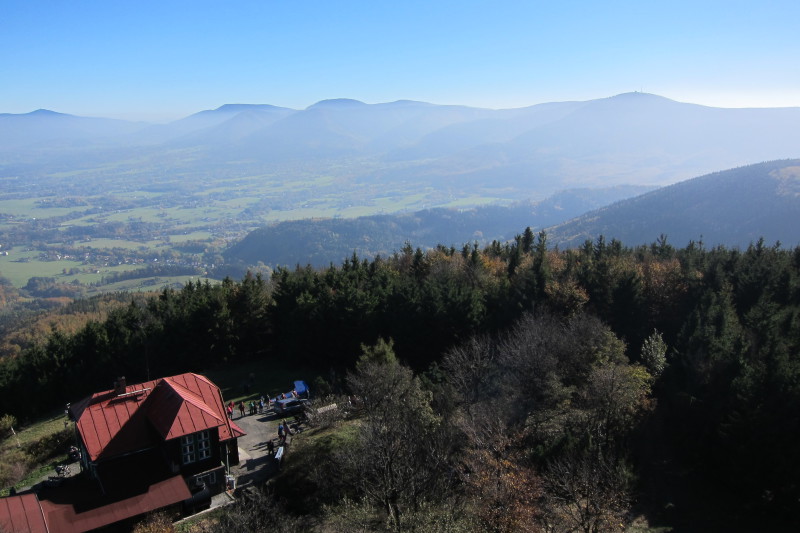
[307,98,366,110]
[29,109,67,117]
[608,92,674,103]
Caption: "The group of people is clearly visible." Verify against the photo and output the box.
[226,396,271,419]
[263,419,293,457]
[277,420,292,443]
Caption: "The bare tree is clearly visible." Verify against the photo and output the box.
[442,334,498,406]
[209,487,302,533]
[540,450,631,533]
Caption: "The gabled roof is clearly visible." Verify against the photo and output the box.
[40,475,191,533]
[0,493,49,533]
[72,373,245,462]
[147,376,224,441]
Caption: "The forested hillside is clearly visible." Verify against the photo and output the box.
[548,159,800,247]
[1,231,799,530]
[225,185,651,267]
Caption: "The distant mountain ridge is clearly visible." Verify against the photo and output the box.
[0,109,146,149]
[3,93,799,224]
[4,93,798,191]
[545,159,800,248]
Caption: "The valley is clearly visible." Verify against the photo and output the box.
[1,93,798,302]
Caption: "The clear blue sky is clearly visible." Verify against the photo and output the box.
[2,0,798,121]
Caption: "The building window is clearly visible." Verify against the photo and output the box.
[194,471,217,488]
[198,430,211,460]
[181,430,211,465]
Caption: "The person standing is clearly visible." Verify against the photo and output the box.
[239,401,245,418]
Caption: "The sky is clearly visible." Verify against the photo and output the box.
[2,0,799,122]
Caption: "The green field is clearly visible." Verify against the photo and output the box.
[83,275,219,295]
[0,244,218,291]
[72,238,151,250]
[0,249,75,286]
[0,152,502,295]
[168,231,212,242]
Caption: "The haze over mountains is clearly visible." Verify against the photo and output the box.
[2,93,798,201]
[1,93,799,272]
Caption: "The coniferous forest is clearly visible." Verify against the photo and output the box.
[1,230,799,531]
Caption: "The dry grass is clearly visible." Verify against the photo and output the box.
[0,410,73,494]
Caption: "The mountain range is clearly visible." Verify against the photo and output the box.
[3,93,799,201]
[2,94,799,270]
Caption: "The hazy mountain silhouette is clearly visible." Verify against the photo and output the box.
[221,99,500,161]
[410,93,800,192]
[0,109,146,150]
[134,104,296,145]
[545,159,800,248]
[383,101,586,161]
[2,93,799,210]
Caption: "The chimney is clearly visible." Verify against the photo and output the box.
[113,376,127,396]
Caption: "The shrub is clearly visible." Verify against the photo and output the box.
[132,512,177,533]
[0,414,17,437]
[0,448,33,489]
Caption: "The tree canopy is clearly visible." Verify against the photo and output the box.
[1,231,799,529]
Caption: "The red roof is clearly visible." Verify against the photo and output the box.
[0,494,49,533]
[40,475,191,533]
[72,373,244,462]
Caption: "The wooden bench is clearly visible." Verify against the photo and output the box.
[316,403,337,414]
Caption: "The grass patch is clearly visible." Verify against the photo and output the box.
[167,231,212,243]
[0,411,74,494]
[0,411,68,449]
[76,238,150,250]
[271,419,361,514]
[440,195,506,208]
[83,275,218,295]
[0,198,45,216]
[175,505,226,532]
[0,252,80,287]
[61,263,142,284]
[296,418,360,450]
[102,208,168,223]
